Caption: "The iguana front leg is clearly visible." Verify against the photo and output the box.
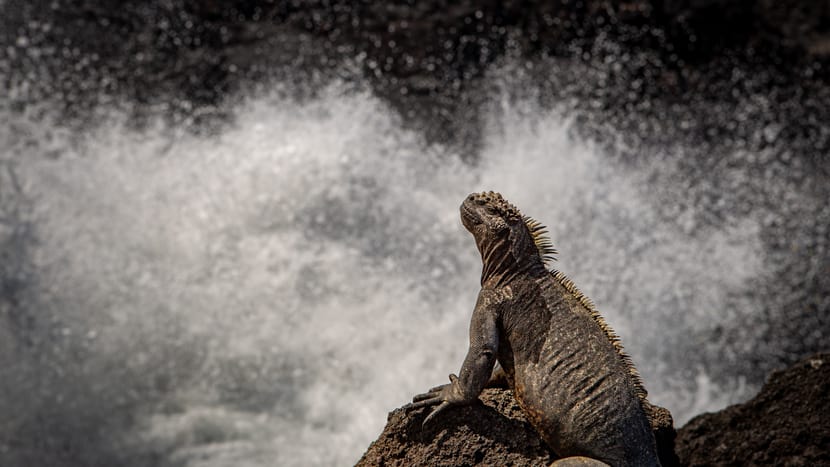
[406,290,500,425]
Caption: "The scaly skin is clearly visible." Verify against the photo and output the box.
[407,191,663,466]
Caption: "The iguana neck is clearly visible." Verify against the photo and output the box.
[477,235,545,288]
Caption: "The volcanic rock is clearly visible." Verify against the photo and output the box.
[356,388,554,467]
[676,352,830,466]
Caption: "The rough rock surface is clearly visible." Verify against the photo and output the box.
[676,352,830,466]
[356,388,554,467]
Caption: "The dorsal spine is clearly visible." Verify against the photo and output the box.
[519,209,648,408]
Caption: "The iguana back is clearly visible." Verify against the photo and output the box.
[499,269,658,465]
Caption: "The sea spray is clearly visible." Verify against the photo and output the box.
[0,80,801,466]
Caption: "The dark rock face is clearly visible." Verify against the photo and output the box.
[4,1,829,122]
[676,353,830,466]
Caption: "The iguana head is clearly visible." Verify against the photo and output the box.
[460,191,522,233]
[461,191,556,284]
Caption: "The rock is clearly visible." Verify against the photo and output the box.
[356,388,554,466]
[676,353,830,466]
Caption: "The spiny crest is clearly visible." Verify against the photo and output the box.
[522,215,558,267]
[550,270,649,405]
[478,191,522,221]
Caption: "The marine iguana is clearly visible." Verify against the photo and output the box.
[406,191,670,466]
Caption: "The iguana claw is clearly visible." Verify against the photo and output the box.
[405,374,463,426]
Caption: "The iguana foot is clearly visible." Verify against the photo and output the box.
[404,374,470,426]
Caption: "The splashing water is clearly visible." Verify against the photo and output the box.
[0,77,786,466]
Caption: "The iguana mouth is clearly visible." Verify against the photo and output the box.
[460,203,480,227]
